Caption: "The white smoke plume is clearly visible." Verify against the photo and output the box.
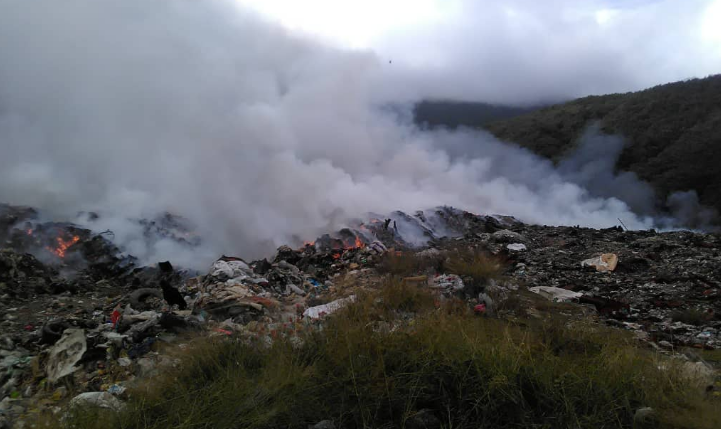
[0,0,689,268]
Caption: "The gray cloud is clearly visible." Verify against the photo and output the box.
[372,0,720,104]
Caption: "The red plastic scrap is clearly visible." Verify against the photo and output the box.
[474,304,487,314]
[111,305,122,330]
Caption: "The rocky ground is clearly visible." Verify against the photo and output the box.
[0,204,719,428]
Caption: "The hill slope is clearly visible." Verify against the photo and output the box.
[484,75,721,215]
[413,100,541,129]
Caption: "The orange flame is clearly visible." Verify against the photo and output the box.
[354,236,364,248]
[47,235,80,258]
[303,240,315,246]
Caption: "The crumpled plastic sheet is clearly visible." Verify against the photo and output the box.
[529,286,583,302]
[68,391,125,412]
[210,260,253,279]
[45,329,87,382]
[581,253,618,272]
[303,296,356,319]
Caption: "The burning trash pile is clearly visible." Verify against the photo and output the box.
[0,203,403,426]
[1,202,720,425]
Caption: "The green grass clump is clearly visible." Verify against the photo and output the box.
[51,280,719,429]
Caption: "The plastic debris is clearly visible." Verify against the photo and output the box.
[68,392,125,412]
[303,296,356,319]
[369,241,387,254]
[431,274,464,293]
[210,259,253,279]
[110,304,122,330]
[117,358,132,367]
[106,384,127,396]
[581,253,618,272]
[529,286,583,302]
[506,243,527,252]
[45,329,87,382]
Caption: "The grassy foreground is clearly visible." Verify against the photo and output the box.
[52,277,719,429]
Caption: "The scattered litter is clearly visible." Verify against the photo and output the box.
[506,243,527,252]
[581,253,618,272]
[210,259,252,279]
[106,384,127,396]
[45,329,87,382]
[110,304,122,330]
[529,286,583,303]
[303,296,356,319]
[431,274,464,293]
[68,392,125,412]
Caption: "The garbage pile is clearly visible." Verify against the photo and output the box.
[427,221,721,351]
[0,203,401,426]
[1,202,720,426]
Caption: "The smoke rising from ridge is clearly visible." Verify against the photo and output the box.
[0,0,698,268]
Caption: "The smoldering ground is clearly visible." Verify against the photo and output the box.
[0,0,710,269]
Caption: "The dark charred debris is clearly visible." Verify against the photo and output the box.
[1,202,720,424]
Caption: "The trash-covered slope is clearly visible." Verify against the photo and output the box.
[1,203,720,426]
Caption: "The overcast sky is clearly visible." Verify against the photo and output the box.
[238,0,721,104]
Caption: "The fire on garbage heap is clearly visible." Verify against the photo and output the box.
[1,202,720,424]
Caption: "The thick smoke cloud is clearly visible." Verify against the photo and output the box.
[0,0,695,268]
